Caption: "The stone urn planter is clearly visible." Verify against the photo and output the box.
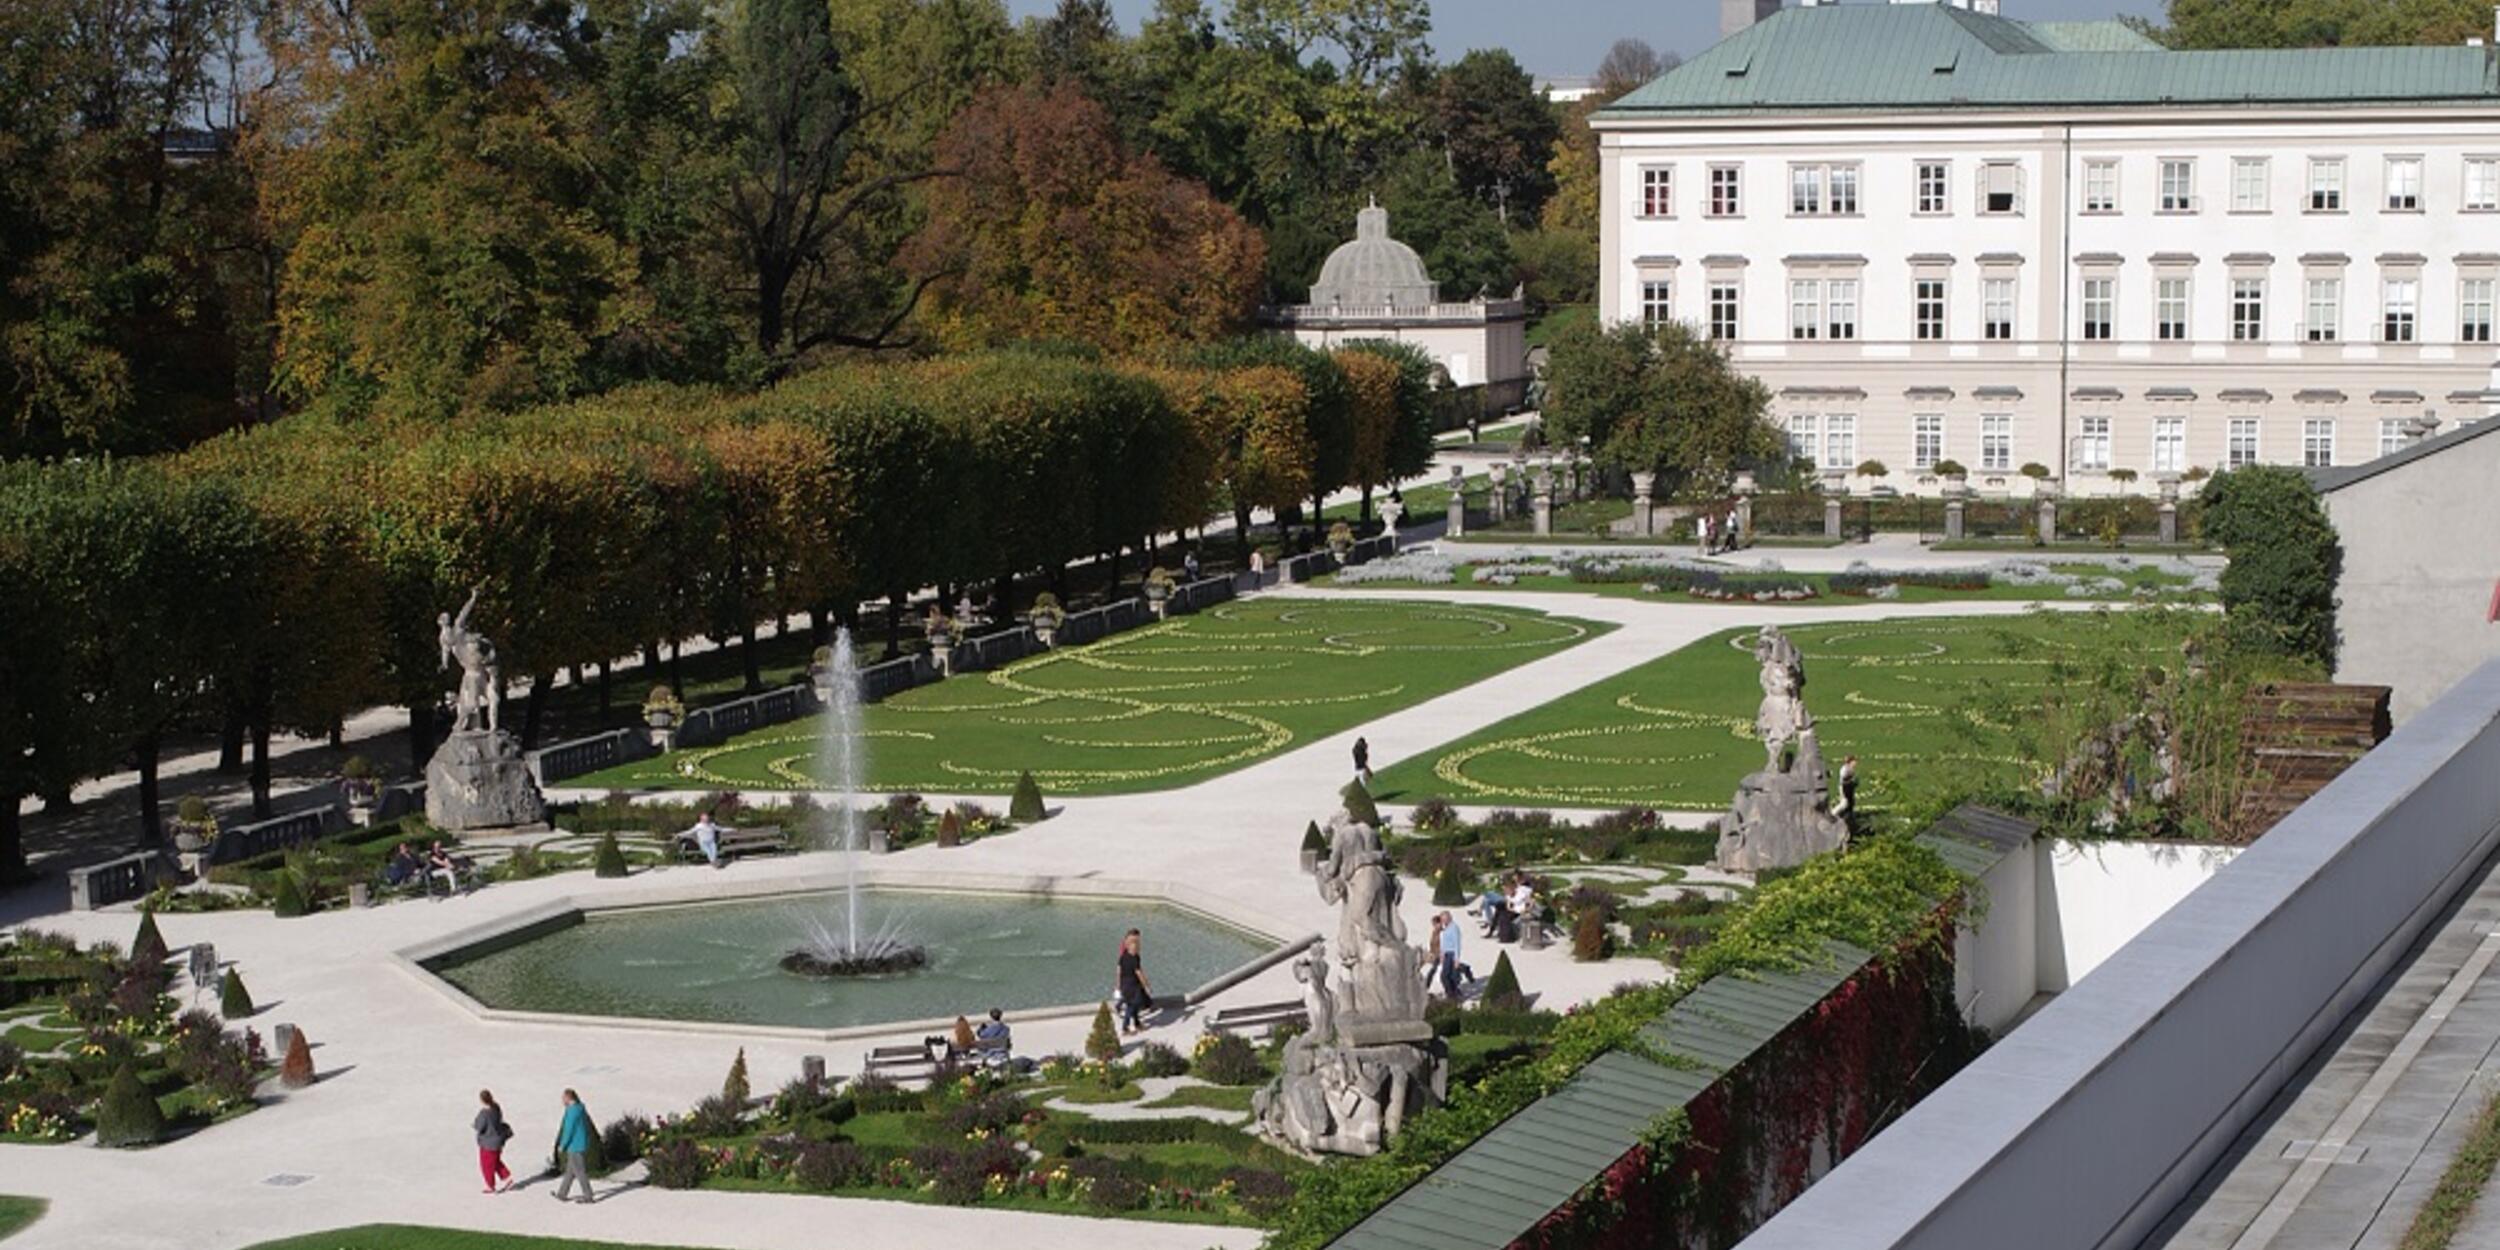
[169,797,217,856]
[643,685,684,752]
[1032,616,1060,647]
[1029,594,1065,647]
[929,633,955,676]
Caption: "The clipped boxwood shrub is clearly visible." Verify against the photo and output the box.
[1431,861,1470,906]
[1341,780,1382,827]
[270,871,310,918]
[1085,1002,1121,1061]
[1132,1041,1190,1078]
[93,1061,167,1147]
[1480,951,1526,1011]
[219,968,255,1018]
[1009,770,1046,823]
[592,833,628,879]
[130,910,169,967]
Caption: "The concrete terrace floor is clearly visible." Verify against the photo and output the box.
[2146,844,2500,1250]
[2,580,2112,1250]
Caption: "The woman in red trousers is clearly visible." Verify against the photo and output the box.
[474,1089,514,1193]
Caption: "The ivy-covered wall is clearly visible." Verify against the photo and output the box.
[1515,928,1974,1250]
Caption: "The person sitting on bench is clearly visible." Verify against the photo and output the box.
[687,810,722,868]
[973,1008,1012,1065]
[426,841,468,896]
[383,842,422,889]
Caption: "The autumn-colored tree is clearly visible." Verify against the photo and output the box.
[904,83,1266,353]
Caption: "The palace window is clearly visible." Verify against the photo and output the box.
[2081,277,2114,341]
[1639,167,1674,218]
[2307,158,2344,211]
[1981,414,2012,471]
[2230,279,2265,342]
[1913,414,1944,470]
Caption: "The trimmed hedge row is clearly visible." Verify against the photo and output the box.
[0,342,1439,872]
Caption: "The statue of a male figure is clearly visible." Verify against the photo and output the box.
[1753,625,1809,772]
[439,584,501,734]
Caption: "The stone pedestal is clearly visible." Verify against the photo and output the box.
[1487,464,1508,523]
[1824,496,1844,540]
[802,1055,827,1087]
[1714,733,1849,872]
[1630,471,1656,537]
[1944,498,1965,541]
[2158,475,2180,544]
[2036,496,2059,545]
[424,730,547,832]
[1530,468,1554,536]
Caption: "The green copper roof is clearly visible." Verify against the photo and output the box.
[1324,807,2036,1250]
[1597,5,2500,119]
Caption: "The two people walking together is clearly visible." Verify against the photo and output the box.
[471,1087,599,1204]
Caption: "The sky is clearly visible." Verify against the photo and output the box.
[1000,0,2171,78]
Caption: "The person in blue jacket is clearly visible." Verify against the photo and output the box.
[553,1088,596,1204]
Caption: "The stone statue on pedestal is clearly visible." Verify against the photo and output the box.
[423,586,546,832]
[1254,814,1446,1157]
[1714,626,1848,872]
[439,585,502,734]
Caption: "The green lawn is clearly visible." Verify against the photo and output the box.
[0,1197,42,1243]
[243,1230,720,1250]
[580,598,1604,795]
[1320,472,1484,523]
[1372,612,2184,810]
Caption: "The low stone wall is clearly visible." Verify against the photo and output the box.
[69,850,166,911]
[527,728,656,787]
[1743,657,2500,1250]
[207,802,345,866]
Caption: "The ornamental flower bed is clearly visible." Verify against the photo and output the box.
[626,1055,1306,1225]
[0,927,269,1146]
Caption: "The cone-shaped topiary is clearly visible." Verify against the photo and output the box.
[93,1061,167,1147]
[1340,780,1382,828]
[1085,1002,1121,1062]
[270,871,309,918]
[935,809,963,848]
[1010,771,1046,823]
[220,968,255,1019]
[279,1027,315,1088]
[724,1047,750,1106]
[131,910,169,967]
[1432,861,1470,907]
[1572,909,1612,962]
[1481,951,1526,1011]
[1301,821,1326,854]
[592,832,628,879]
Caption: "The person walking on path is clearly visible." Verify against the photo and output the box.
[1115,929,1153,1035]
[474,1090,514,1193]
[553,1089,595,1204]
[1437,910,1465,998]
[1421,914,1446,988]
[1247,549,1266,589]
[1352,736,1372,786]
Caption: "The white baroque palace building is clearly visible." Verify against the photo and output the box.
[1596,0,2500,497]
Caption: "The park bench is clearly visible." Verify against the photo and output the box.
[672,824,791,864]
[1207,999,1308,1037]
[863,1042,942,1082]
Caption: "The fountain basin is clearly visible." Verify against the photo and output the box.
[419,884,1286,1034]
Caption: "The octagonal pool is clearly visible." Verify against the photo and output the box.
[428,888,1277,1031]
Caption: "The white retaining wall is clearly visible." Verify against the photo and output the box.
[1746,657,2500,1250]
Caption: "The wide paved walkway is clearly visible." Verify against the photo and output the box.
[2145,846,2500,1250]
[0,585,2104,1250]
